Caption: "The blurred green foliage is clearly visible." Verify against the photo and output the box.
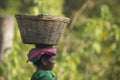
[0,0,120,80]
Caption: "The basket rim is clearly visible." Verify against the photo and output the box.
[15,14,70,23]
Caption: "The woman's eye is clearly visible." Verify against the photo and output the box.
[52,58,55,60]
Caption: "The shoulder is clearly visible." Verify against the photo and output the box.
[31,70,57,80]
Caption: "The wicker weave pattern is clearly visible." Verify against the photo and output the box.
[15,14,70,45]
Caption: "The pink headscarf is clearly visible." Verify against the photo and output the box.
[27,47,56,62]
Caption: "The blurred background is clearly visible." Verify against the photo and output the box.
[0,0,120,80]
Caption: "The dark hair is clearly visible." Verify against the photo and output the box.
[33,54,52,66]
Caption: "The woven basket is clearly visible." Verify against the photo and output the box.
[15,14,70,45]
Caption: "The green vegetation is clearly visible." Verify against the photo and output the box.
[0,0,120,80]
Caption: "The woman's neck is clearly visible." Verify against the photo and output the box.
[36,66,47,70]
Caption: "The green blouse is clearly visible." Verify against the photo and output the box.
[31,70,57,80]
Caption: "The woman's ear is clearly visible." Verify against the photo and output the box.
[42,58,46,66]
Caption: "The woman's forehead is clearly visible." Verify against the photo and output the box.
[51,55,55,58]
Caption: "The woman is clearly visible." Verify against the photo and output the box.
[27,45,57,80]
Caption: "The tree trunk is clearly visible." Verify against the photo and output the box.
[0,14,14,80]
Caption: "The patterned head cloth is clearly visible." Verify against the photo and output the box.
[27,47,57,63]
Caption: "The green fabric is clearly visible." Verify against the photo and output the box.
[31,70,57,80]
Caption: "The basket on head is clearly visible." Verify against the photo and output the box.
[15,14,70,45]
